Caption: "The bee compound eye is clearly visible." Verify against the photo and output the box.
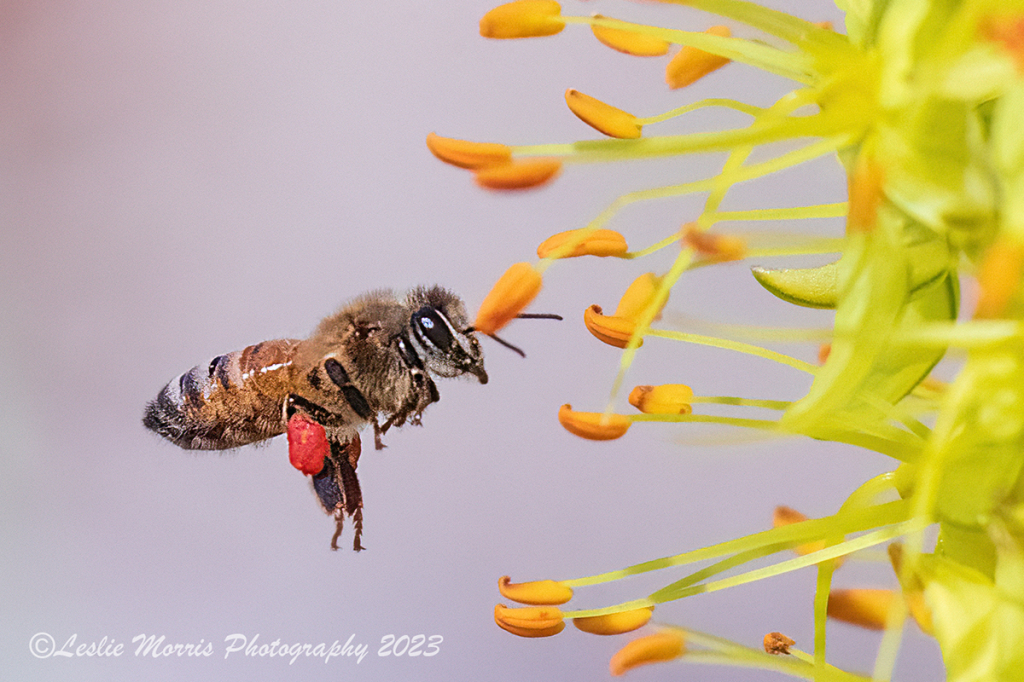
[414,308,454,352]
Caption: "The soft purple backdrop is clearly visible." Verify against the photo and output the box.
[1,1,944,680]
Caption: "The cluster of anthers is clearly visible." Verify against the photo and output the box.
[438,0,1024,680]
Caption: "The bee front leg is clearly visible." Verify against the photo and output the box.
[372,418,386,451]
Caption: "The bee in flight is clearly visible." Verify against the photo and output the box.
[144,286,491,551]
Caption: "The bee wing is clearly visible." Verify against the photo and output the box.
[309,432,364,551]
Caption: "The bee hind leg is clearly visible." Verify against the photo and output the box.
[332,435,365,551]
[330,509,345,551]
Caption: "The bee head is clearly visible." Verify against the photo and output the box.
[406,286,487,384]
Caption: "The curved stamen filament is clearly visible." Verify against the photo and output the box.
[646,330,819,374]
[561,499,917,589]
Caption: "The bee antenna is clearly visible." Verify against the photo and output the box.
[516,312,563,320]
[486,333,527,358]
[469,313,560,357]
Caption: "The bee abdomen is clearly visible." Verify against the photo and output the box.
[144,339,300,450]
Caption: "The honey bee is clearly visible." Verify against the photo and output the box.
[143,286,489,551]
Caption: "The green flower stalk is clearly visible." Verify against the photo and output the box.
[433,0,1024,680]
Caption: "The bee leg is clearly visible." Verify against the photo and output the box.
[330,509,344,551]
[331,434,365,551]
[311,456,344,551]
[372,418,387,451]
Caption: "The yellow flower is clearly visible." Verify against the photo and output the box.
[436,1,1024,678]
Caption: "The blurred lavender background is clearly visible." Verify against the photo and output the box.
[1,1,944,680]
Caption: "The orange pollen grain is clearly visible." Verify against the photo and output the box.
[665,25,732,89]
[764,632,796,655]
[591,16,670,56]
[473,262,543,335]
[558,404,631,441]
[537,227,629,259]
[565,89,642,139]
[480,0,566,39]
[426,132,512,170]
[609,631,686,676]
[498,576,573,605]
[474,158,562,190]
[574,606,654,636]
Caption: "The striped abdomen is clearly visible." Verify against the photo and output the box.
[143,339,300,450]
